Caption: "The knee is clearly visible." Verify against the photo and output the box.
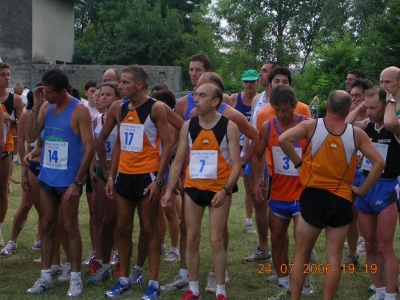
[271,232,286,249]
[210,235,224,252]
[186,233,200,248]
[63,219,79,236]
[41,218,57,234]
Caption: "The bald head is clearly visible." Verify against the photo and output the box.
[103,69,120,82]
[380,66,400,99]
[198,72,225,92]
[327,90,352,117]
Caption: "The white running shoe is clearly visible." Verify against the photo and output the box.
[1,240,17,256]
[59,262,72,282]
[51,264,63,276]
[82,250,95,266]
[205,272,216,293]
[161,274,189,292]
[110,251,119,266]
[32,240,41,251]
[245,224,257,234]
[241,246,272,263]
[164,251,181,262]
[27,278,54,295]
[67,278,83,297]
[357,240,366,255]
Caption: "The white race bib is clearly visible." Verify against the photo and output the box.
[272,146,302,176]
[106,131,118,161]
[120,123,144,152]
[361,142,388,172]
[189,150,218,179]
[43,140,68,170]
[239,131,245,146]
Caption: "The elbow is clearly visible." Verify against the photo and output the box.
[383,119,399,132]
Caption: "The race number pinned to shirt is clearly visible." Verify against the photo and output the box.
[239,131,245,146]
[120,123,144,152]
[361,142,388,172]
[43,141,68,170]
[189,150,218,179]
[272,146,302,176]
[106,131,118,161]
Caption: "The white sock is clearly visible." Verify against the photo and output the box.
[179,269,189,282]
[216,284,226,296]
[103,263,110,269]
[358,236,365,243]
[149,280,159,288]
[41,269,52,281]
[120,277,130,285]
[376,287,386,297]
[245,218,252,225]
[134,265,143,271]
[171,247,179,255]
[385,293,396,300]
[70,272,81,281]
[278,276,290,289]
[189,281,199,296]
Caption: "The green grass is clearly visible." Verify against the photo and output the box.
[1,165,398,299]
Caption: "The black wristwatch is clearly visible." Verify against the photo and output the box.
[222,187,231,195]
[240,161,246,169]
[386,99,396,105]
[73,179,84,187]
[154,179,164,187]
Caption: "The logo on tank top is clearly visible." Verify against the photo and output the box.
[202,138,210,145]
[128,116,134,121]
[329,142,338,149]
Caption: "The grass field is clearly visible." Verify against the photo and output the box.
[1,165,399,299]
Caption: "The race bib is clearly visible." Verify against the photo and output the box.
[189,150,218,179]
[361,142,388,172]
[120,123,144,152]
[106,131,118,161]
[272,146,302,176]
[43,140,68,170]
[239,131,245,146]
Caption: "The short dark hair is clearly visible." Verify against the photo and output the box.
[350,78,374,92]
[151,84,169,95]
[365,86,386,105]
[270,85,297,108]
[152,90,176,110]
[41,69,69,93]
[26,91,34,110]
[348,69,366,79]
[0,63,10,69]
[327,91,352,116]
[122,65,148,89]
[102,81,121,98]
[268,66,292,85]
[85,80,99,91]
[190,54,212,72]
[264,60,281,68]
[104,68,120,81]
[71,87,81,100]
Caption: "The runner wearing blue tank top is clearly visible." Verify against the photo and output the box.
[230,69,260,236]
[25,69,95,298]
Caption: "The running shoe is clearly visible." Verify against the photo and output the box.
[302,274,316,297]
[111,251,119,266]
[82,250,95,266]
[0,240,17,256]
[86,260,102,275]
[141,283,161,300]
[59,262,71,282]
[268,284,290,300]
[241,246,271,263]
[130,267,144,285]
[105,279,132,299]
[88,266,111,284]
[164,251,181,262]
[216,294,228,300]
[180,289,201,300]
[51,264,63,277]
[26,278,54,295]
[245,224,257,234]
[267,273,278,283]
[33,257,42,264]
[161,274,189,292]
[205,272,216,293]
[343,255,360,267]
[368,284,376,293]
[67,278,83,297]
[32,239,41,251]
[357,240,366,255]
[161,245,167,256]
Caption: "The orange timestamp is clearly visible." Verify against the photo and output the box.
[257,263,378,275]
[341,263,377,274]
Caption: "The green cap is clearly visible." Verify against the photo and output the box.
[241,69,259,81]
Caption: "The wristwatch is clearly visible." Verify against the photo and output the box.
[222,187,231,195]
[386,99,396,104]
[240,161,246,169]
[73,179,84,187]
[154,179,164,187]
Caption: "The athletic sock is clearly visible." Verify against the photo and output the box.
[216,284,226,297]
[189,281,199,296]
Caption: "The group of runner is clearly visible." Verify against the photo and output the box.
[0,56,400,300]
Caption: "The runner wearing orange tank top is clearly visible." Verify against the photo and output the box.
[161,83,241,300]
[104,65,171,300]
[252,85,308,298]
[279,90,385,300]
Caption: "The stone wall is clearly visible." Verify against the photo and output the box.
[31,64,183,93]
